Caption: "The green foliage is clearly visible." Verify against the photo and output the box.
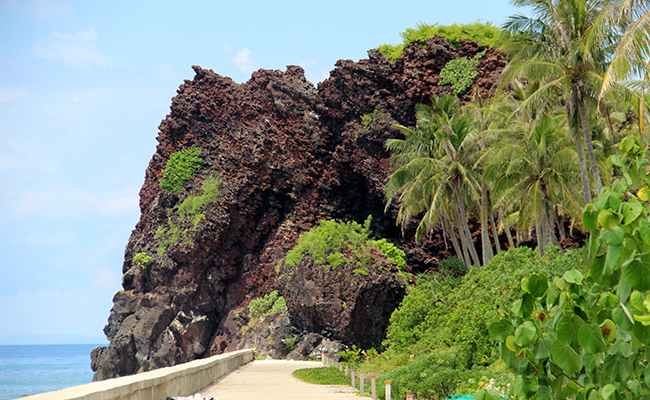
[132,252,152,270]
[489,135,650,399]
[284,216,407,272]
[337,344,363,362]
[292,367,350,386]
[177,173,222,218]
[378,21,503,61]
[283,337,297,351]
[353,268,369,276]
[385,246,584,364]
[438,256,469,277]
[160,147,203,192]
[248,290,287,319]
[368,239,407,269]
[156,173,222,255]
[361,109,384,126]
[438,50,485,95]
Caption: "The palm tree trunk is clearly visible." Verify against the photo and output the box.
[576,87,603,195]
[499,208,516,249]
[489,211,502,254]
[480,182,495,265]
[452,210,473,266]
[453,182,481,267]
[553,206,566,243]
[568,93,592,204]
[443,215,465,264]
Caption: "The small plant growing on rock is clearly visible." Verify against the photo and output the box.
[438,50,486,95]
[361,109,384,126]
[160,147,203,192]
[132,252,152,270]
[283,337,297,351]
[248,290,287,319]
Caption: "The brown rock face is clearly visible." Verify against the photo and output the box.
[91,38,506,380]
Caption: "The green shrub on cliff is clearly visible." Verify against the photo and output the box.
[378,21,503,61]
[249,290,286,318]
[438,50,485,95]
[132,252,152,270]
[160,147,203,192]
[284,216,406,271]
[156,173,222,255]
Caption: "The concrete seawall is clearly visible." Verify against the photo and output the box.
[19,349,254,400]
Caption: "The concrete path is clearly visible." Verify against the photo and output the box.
[201,360,359,400]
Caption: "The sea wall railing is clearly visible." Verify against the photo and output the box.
[20,349,254,400]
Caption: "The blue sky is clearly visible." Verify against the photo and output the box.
[0,0,521,344]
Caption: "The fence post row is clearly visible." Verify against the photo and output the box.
[371,375,376,400]
[385,380,391,400]
[360,371,365,393]
[324,355,390,400]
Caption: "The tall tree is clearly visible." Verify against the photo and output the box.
[385,95,482,267]
[502,0,615,203]
[484,113,582,256]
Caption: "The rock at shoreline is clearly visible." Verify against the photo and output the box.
[91,37,506,380]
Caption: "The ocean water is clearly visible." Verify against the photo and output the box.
[0,344,100,400]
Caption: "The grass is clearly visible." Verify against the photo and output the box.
[292,367,350,386]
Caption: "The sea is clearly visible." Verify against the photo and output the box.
[0,344,100,400]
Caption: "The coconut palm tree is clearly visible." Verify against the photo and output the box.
[385,95,482,267]
[502,0,616,203]
[484,113,582,257]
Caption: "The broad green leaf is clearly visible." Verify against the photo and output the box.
[547,286,560,306]
[603,354,633,383]
[563,269,583,284]
[644,363,650,386]
[639,187,650,202]
[598,292,619,309]
[473,389,499,400]
[602,319,617,341]
[622,198,643,225]
[634,321,650,345]
[557,314,584,346]
[578,324,607,354]
[524,375,539,393]
[535,386,554,400]
[524,273,548,298]
[551,340,582,372]
[512,293,534,318]
[505,335,518,352]
[600,384,618,400]
[623,254,650,291]
[599,210,621,231]
[512,376,526,399]
[613,306,634,331]
[588,233,602,260]
[639,218,650,244]
[532,334,553,360]
[605,245,622,274]
[592,255,621,287]
[630,291,646,313]
[488,318,514,342]
[609,155,625,167]
[514,321,536,347]
[583,204,599,231]
[600,226,624,246]
[628,379,642,396]
[608,339,633,357]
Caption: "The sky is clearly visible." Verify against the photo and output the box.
[0,0,522,345]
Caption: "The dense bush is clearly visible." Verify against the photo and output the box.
[487,136,650,400]
[379,246,585,397]
[177,173,222,219]
[439,50,485,95]
[160,147,203,192]
[284,216,406,271]
[132,252,152,270]
[378,21,503,61]
[248,290,286,319]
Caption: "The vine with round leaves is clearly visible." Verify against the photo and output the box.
[483,136,650,400]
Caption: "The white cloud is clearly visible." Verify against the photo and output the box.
[233,48,257,74]
[32,28,112,68]
[0,88,28,102]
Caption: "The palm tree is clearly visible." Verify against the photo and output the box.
[385,95,482,267]
[502,0,616,203]
[483,113,582,257]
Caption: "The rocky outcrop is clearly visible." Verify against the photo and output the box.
[91,37,507,380]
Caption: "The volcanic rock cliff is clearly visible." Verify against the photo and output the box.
[90,36,506,380]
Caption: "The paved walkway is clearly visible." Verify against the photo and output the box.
[201,360,359,400]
